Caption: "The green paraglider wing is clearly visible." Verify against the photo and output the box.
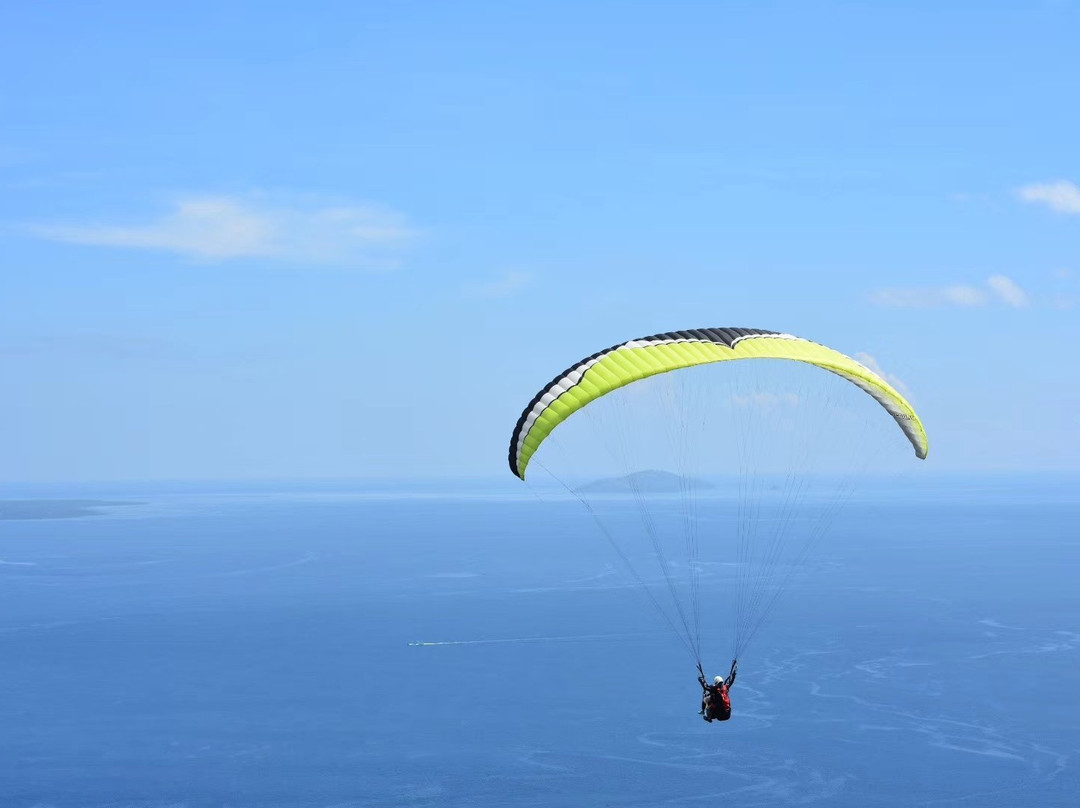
[508,327,928,480]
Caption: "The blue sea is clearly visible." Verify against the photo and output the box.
[1,476,1078,807]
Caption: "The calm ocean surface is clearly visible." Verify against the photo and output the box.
[1,476,1077,807]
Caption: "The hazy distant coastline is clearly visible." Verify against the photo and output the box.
[0,500,141,521]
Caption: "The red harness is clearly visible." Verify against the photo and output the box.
[705,683,732,720]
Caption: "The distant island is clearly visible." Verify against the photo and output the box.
[0,500,140,521]
[575,470,715,494]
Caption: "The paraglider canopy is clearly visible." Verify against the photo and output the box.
[509,327,927,481]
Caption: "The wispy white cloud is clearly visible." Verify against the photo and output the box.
[987,275,1030,308]
[854,352,911,397]
[464,270,532,299]
[871,275,1030,309]
[1017,180,1080,215]
[29,193,417,266]
[869,285,988,308]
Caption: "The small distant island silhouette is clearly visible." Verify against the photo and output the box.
[0,500,140,521]
[575,470,715,494]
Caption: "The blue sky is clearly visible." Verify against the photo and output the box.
[2,1,1078,482]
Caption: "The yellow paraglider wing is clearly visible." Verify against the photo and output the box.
[508,327,927,480]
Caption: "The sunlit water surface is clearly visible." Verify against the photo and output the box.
[1,476,1077,807]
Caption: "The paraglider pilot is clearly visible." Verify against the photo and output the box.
[698,659,737,722]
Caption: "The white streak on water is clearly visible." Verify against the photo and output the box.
[409,632,650,647]
[210,554,318,577]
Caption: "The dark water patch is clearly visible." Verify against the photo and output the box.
[0,500,142,521]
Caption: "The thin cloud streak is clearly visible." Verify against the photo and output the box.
[871,275,1030,309]
[29,193,417,266]
[1017,180,1080,215]
[987,275,1030,308]
[869,285,987,308]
